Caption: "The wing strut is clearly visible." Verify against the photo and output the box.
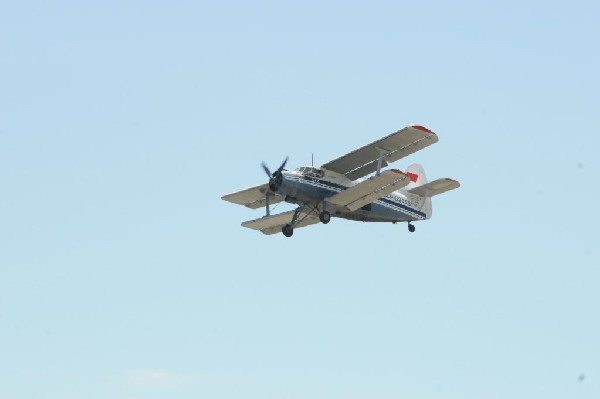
[375,147,390,176]
[265,192,270,216]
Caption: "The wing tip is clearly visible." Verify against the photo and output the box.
[446,178,461,188]
[410,124,435,134]
[390,169,411,181]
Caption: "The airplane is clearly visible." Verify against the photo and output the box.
[222,125,460,237]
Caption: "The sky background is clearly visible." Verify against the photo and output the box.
[1,1,599,398]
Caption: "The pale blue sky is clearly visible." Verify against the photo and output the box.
[1,1,599,398]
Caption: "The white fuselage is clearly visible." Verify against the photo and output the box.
[277,166,431,223]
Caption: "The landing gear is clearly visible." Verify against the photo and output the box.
[280,202,330,237]
[319,211,331,224]
[282,224,294,237]
[408,223,416,233]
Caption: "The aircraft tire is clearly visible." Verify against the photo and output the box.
[282,224,294,237]
[408,223,415,233]
[319,211,331,224]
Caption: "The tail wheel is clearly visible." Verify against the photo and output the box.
[282,224,294,237]
[319,211,331,224]
[408,223,416,233]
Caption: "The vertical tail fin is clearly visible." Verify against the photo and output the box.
[405,164,428,190]
[405,164,432,219]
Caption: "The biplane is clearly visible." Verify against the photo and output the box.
[222,125,459,237]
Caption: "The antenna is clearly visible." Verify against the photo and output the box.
[311,153,314,168]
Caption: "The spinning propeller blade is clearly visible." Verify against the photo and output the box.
[277,156,289,173]
[261,162,271,178]
[261,156,289,192]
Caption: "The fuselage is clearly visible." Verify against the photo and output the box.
[276,166,431,223]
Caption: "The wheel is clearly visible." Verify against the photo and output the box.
[282,224,294,237]
[408,223,415,233]
[319,211,331,224]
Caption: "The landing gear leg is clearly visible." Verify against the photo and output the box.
[281,202,329,237]
[408,222,416,233]
[281,206,303,237]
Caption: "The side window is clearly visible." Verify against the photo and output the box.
[308,168,324,178]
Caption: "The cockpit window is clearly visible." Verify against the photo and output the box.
[305,167,324,178]
[294,167,324,178]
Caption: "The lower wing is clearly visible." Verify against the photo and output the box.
[221,183,284,209]
[241,209,320,235]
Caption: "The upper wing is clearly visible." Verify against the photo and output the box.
[241,209,320,235]
[407,178,460,197]
[328,169,412,211]
[321,125,438,180]
[221,183,284,209]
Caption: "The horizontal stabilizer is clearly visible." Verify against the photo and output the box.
[407,178,460,197]
[328,169,411,211]
[221,183,284,209]
[241,210,320,235]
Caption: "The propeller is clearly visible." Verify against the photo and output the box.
[261,156,289,192]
